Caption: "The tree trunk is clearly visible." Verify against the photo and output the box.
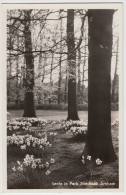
[16,35,19,105]
[23,10,36,117]
[50,53,54,86]
[58,55,62,104]
[64,65,68,104]
[67,9,79,120]
[84,10,116,162]
[112,37,119,102]
[82,36,87,100]
[42,53,46,83]
[77,47,81,103]
[8,15,12,104]
[58,10,63,105]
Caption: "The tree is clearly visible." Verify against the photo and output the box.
[58,10,63,104]
[67,9,79,120]
[112,37,119,103]
[15,35,20,105]
[84,10,116,162]
[77,47,81,103]
[23,10,36,117]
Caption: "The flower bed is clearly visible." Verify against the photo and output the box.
[12,154,55,185]
[67,126,87,137]
[7,118,62,135]
[61,120,87,138]
[7,134,51,157]
[62,120,87,131]
[15,117,47,127]
[7,120,32,132]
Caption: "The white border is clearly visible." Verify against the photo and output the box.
[0,1,125,194]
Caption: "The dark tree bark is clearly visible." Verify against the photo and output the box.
[84,10,116,162]
[67,9,79,120]
[112,37,119,103]
[77,47,81,103]
[82,36,87,99]
[23,10,36,117]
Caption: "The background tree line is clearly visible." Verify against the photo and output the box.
[7,9,119,113]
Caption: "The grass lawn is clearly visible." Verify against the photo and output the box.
[8,110,118,121]
[7,111,119,189]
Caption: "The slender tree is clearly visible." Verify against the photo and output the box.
[77,47,81,103]
[58,10,63,104]
[50,52,54,86]
[15,35,20,105]
[67,9,79,120]
[41,53,46,83]
[83,10,116,162]
[64,65,68,104]
[23,10,36,117]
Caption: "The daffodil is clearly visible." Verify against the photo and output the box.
[95,158,103,165]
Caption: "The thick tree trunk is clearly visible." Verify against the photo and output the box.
[67,9,79,120]
[23,10,36,117]
[84,10,116,162]
[112,37,119,103]
[82,36,87,100]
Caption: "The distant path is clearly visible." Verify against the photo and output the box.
[8,110,118,122]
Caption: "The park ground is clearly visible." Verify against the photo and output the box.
[7,110,119,189]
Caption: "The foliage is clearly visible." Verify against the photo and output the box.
[67,126,87,137]
[62,120,87,131]
[12,154,55,185]
[62,120,87,138]
[15,117,47,127]
[7,117,47,135]
[7,120,32,132]
[7,133,51,157]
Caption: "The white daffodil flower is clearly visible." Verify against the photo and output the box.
[87,155,92,161]
[95,158,103,165]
